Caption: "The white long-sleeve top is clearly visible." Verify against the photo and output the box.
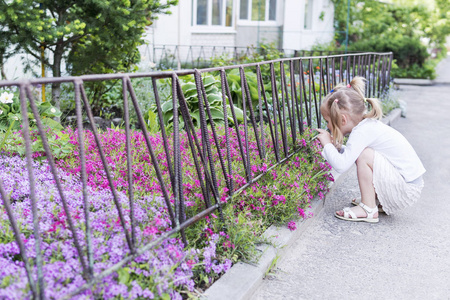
[321,118,426,182]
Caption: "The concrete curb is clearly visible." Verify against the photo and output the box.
[202,108,402,300]
[393,78,434,86]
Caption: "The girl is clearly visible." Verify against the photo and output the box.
[316,76,425,223]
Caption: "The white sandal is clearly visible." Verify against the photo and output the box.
[335,203,379,223]
[351,197,385,213]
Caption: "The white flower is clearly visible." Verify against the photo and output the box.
[0,109,3,115]
[50,108,56,113]
[0,92,14,104]
[149,61,156,69]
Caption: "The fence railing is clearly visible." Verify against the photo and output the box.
[0,52,393,298]
[140,44,363,70]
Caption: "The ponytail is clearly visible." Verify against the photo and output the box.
[363,98,383,120]
[329,100,344,148]
[348,77,383,120]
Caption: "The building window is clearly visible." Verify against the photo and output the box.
[194,0,233,27]
[240,0,276,22]
[304,0,313,29]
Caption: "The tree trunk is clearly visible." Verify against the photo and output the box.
[52,43,64,122]
[0,64,6,80]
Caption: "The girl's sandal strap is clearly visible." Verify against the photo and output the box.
[358,203,378,218]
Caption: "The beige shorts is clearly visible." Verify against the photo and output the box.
[373,151,424,215]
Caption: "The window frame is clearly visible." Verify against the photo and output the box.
[192,0,236,32]
[237,0,278,26]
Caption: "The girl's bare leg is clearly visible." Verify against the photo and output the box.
[336,148,379,218]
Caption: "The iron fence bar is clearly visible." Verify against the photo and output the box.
[78,83,134,253]
[376,55,382,97]
[0,179,38,298]
[124,77,177,226]
[308,59,313,129]
[370,55,376,98]
[293,60,304,134]
[331,57,336,87]
[352,55,356,81]
[241,67,264,159]
[151,78,176,197]
[256,66,266,160]
[346,56,351,83]
[238,67,252,182]
[19,83,45,300]
[326,57,331,95]
[123,77,137,251]
[339,56,344,83]
[299,59,310,127]
[270,63,284,160]
[194,70,222,207]
[387,53,393,89]
[256,64,276,160]
[27,83,92,277]
[362,55,366,80]
[375,54,379,97]
[74,79,94,276]
[279,62,290,156]
[289,60,297,145]
[170,74,182,229]
[222,69,249,178]
[176,78,221,208]
[176,79,211,209]
[219,69,234,196]
[196,72,227,221]
[359,55,363,76]
[309,59,320,129]
[381,56,387,96]
[318,58,324,128]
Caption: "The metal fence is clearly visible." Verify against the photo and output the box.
[0,52,393,298]
[140,44,363,70]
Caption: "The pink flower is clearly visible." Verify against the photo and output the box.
[287,221,297,231]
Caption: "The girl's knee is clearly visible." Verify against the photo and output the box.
[356,148,374,165]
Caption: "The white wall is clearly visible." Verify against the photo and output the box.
[282,0,334,50]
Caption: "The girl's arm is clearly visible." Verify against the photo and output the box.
[321,129,375,173]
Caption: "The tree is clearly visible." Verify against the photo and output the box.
[0,0,177,109]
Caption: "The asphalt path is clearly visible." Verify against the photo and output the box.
[251,57,450,300]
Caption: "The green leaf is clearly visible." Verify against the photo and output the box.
[117,268,130,284]
[203,75,218,88]
[161,100,173,113]
[41,118,64,130]
[207,108,224,121]
[181,82,197,94]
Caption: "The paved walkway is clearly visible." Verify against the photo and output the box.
[251,58,450,299]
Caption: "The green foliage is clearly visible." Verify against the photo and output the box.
[210,42,285,67]
[329,0,448,78]
[1,127,75,160]
[348,35,429,68]
[391,60,437,80]
[0,89,62,133]
[0,0,178,108]
[152,74,244,129]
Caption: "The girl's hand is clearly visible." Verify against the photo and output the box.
[315,128,333,146]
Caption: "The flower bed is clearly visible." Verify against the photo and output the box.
[0,124,332,298]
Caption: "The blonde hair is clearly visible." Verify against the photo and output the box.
[321,76,383,148]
